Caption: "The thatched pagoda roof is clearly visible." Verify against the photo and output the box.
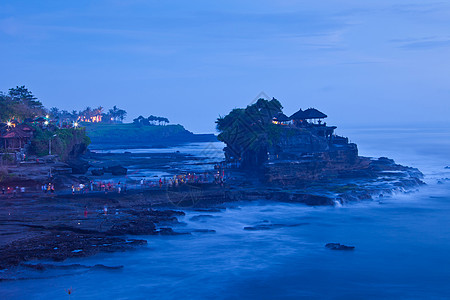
[273,113,290,122]
[289,109,305,120]
[303,108,327,119]
[0,128,32,139]
[290,108,327,120]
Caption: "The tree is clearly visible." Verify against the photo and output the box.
[50,107,59,118]
[8,86,43,109]
[0,86,45,122]
[147,115,156,125]
[216,98,283,168]
[109,105,127,123]
[116,108,127,122]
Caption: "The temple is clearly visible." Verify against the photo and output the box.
[218,100,361,183]
[266,107,355,162]
[0,123,34,152]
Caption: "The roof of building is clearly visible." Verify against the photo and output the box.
[303,108,327,119]
[290,108,327,120]
[273,113,290,122]
[16,124,34,132]
[0,128,32,139]
[289,109,305,120]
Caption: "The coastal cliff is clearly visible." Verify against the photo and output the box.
[84,123,216,148]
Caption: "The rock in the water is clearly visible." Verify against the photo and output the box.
[325,243,355,250]
[68,159,91,174]
[192,229,216,233]
[104,165,127,176]
[158,228,190,235]
[244,223,309,231]
[91,168,104,176]
[107,220,156,235]
[190,215,216,221]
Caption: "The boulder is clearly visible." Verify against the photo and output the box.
[67,159,91,174]
[91,169,104,176]
[104,165,127,176]
[325,243,355,250]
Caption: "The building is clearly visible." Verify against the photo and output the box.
[0,126,33,151]
[272,113,290,125]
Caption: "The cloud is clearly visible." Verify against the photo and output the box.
[393,36,450,50]
[390,2,448,14]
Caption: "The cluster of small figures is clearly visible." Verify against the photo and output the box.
[0,170,227,198]
[72,181,128,195]
[1,186,26,197]
[41,183,55,194]
[147,171,226,189]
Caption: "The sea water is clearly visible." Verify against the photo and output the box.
[1,126,450,299]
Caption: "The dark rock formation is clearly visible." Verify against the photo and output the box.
[158,228,190,235]
[192,229,216,233]
[190,215,216,221]
[244,223,309,231]
[104,165,127,176]
[91,168,104,176]
[21,263,123,271]
[107,219,157,235]
[68,143,88,159]
[325,243,355,250]
[67,159,91,174]
[0,231,146,269]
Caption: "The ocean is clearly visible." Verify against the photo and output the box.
[1,126,450,299]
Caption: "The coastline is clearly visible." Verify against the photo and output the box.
[0,156,424,271]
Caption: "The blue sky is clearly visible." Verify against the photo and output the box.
[1,1,449,133]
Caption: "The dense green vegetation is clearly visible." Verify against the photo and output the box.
[216,98,283,167]
[0,86,45,122]
[1,85,91,161]
[28,126,91,160]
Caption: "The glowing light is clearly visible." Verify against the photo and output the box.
[73,122,79,128]
[6,121,12,127]
[44,120,49,125]
[46,115,49,119]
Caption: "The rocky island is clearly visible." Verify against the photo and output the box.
[216,98,423,202]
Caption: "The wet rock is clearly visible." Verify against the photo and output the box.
[107,220,157,235]
[21,263,123,271]
[67,159,91,174]
[244,223,309,231]
[104,165,127,176]
[192,229,216,233]
[190,215,216,221]
[129,209,184,224]
[194,208,223,213]
[325,243,355,250]
[0,232,147,269]
[91,168,104,176]
[158,227,190,235]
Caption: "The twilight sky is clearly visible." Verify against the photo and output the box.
[1,0,449,133]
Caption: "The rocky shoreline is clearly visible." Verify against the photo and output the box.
[0,146,425,273]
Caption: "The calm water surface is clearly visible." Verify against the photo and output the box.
[1,127,450,299]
